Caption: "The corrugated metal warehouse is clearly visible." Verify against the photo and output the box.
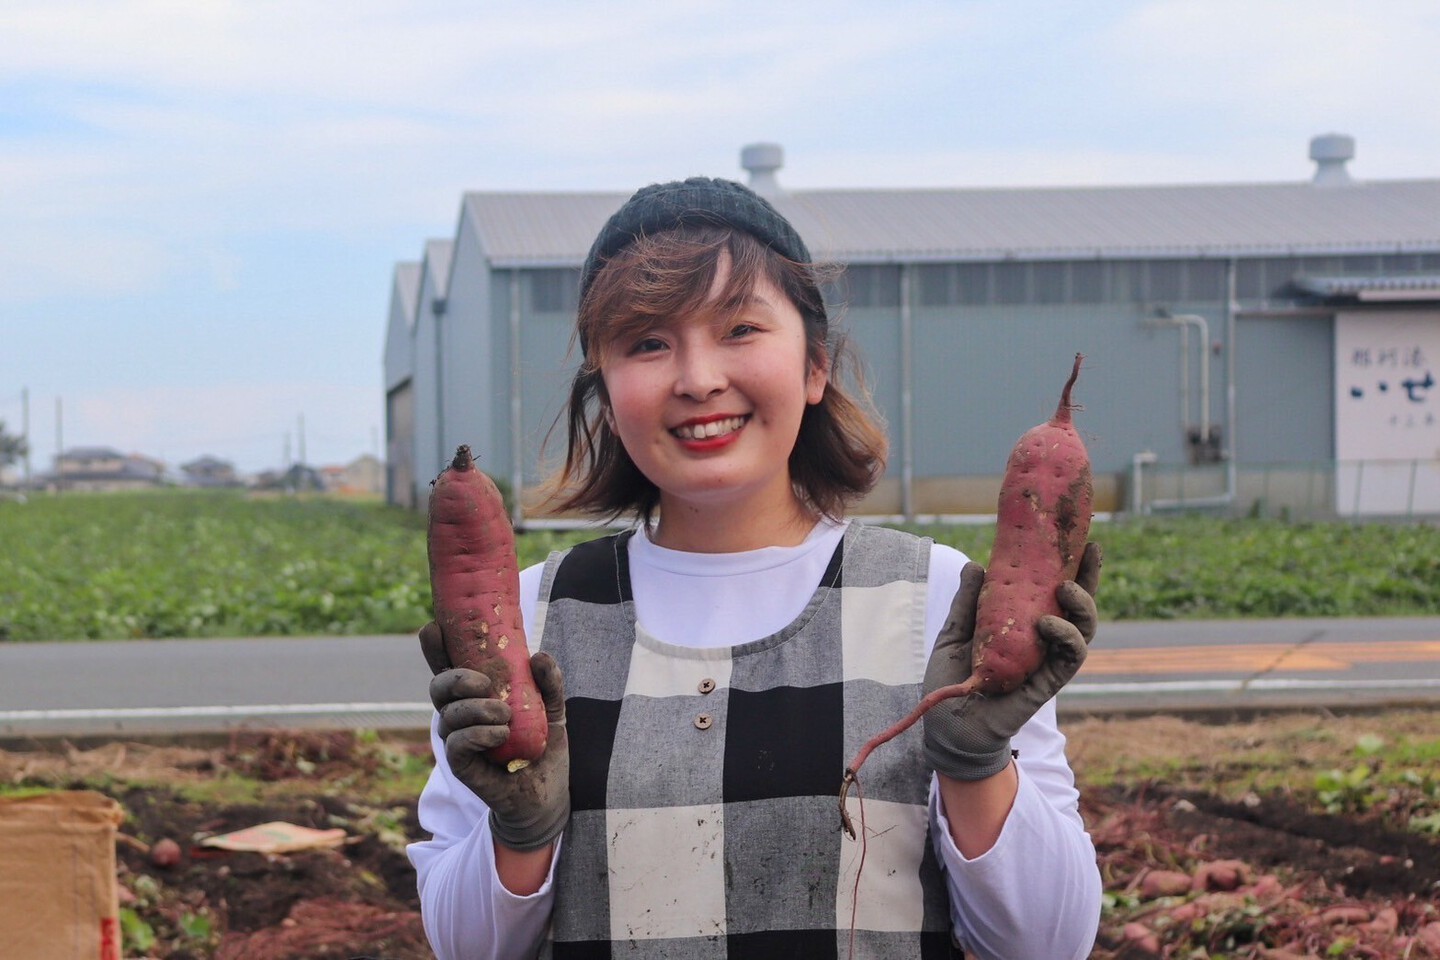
[384,135,1440,522]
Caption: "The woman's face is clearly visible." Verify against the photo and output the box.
[599,255,827,527]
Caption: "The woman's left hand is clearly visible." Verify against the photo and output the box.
[921,543,1102,781]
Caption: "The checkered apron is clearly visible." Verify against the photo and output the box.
[532,522,962,959]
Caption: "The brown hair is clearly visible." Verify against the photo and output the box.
[541,225,888,525]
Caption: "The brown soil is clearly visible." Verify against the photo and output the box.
[2,731,433,959]
[4,714,1439,959]
[1069,709,1440,958]
[115,787,429,958]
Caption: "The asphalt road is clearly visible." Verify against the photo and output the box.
[2,617,1438,740]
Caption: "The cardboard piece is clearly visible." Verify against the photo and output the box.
[199,820,348,854]
[0,790,126,960]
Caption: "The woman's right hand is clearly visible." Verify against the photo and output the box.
[419,622,571,852]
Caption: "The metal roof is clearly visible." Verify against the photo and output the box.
[462,192,624,266]
[461,179,1440,267]
[58,446,126,460]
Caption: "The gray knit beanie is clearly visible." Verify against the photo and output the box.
[578,177,814,309]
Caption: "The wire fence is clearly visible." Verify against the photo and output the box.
[1134,458,1440,521]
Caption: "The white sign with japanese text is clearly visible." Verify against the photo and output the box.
[1334,311,1440,515]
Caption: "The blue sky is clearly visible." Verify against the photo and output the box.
[3,0,1438,475]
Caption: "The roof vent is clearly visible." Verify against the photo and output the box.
[1309,133,1355,187]
[740,143,785,196]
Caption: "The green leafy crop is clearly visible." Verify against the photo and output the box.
[4,493,1439,641]
[0,491,434,641]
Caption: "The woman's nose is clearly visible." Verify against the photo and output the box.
[673,343,727,400]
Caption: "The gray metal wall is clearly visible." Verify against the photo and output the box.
[1234,313,1335,463]
[409,262,444,507]
[837,283,1240,509]
[427,259,1430,517]
[513,272,579,489]
[437,218,494,487]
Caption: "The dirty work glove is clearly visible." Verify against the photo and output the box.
[922,543,1101,781]
[420,622,570,851]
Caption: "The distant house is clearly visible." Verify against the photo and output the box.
[319,464,347,490]
[51,447,167,492]
[248,469,282,490]
[309,455,385,496]
[250,464,327,493]
[181,455,242,488]
[339,454,384,496]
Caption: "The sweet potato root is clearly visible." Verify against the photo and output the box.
[840,355,1093,815]
[427,445,548,771]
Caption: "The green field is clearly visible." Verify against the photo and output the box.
[2,490,1438,641]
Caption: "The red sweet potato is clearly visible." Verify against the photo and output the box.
[839,355,1092,830]
[969,352,1093,693]
[428,445,548,771]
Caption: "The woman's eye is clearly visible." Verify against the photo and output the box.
[629,336,666,355]
[726,323,758,340]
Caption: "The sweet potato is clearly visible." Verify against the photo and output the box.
[969,351,1093,693]
[840,355,1092,818]
[427,444,548,771]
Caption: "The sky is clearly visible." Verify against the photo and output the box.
[3,0,1439,478]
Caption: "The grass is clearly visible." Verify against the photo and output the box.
[2,490,1438,641]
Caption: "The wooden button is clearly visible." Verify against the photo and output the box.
[698,678,716,694]
[694,714,713,730]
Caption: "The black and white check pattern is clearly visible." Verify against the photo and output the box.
[531,524,962,959]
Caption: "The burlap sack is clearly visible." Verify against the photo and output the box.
[0,790,125,960]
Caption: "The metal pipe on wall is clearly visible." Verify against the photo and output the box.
[1169,312,1211,438]
[1179,321,1190,434]
[899,263,915,522]
[1225,259,1239,502]
[433,299,446,473]
[1142,295,1237,512]
[509,270,525,528]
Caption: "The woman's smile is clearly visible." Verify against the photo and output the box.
[670,414,750,445]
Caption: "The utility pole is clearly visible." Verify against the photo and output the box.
[21,387,30,488]
[297,414,306,467]
[283,432,293,495]
[55,396,63,493]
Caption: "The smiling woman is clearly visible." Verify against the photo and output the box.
[408,176,1105,960]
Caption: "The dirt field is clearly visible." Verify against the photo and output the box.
[4,709,1438,959]
[1067,709,1440,957]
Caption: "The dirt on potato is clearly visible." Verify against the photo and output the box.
[3,711,1439,959]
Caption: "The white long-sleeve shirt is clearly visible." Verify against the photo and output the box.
[409,519,1101,959]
